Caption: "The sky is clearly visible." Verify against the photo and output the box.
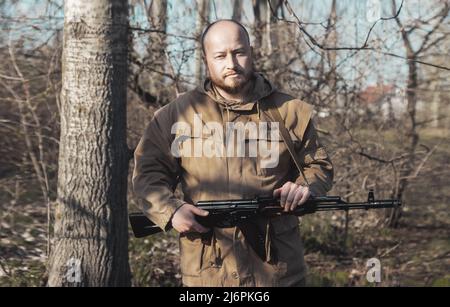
[1,0,446,89]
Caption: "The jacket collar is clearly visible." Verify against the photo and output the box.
[197,72,276,112]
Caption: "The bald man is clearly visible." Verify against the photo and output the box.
[133,19,334,286]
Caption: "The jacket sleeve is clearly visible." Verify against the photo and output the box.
[293,119,334,197]
[132,109,186,231]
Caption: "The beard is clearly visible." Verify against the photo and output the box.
[210,68,253,95]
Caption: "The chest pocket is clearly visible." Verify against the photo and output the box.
[174,131,224,170]
[174,130,214,156]
[245,131,290,178]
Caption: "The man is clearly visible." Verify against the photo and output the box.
[132,19,333,286]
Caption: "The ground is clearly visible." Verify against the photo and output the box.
[1,128,449,286]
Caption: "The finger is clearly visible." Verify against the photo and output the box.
[180,227,189,234]
[285,184,298,212]
[273,188,282,198]
[191,206,209,216]
[279,185,290,208]
[291,188,305,211]
[193,222,210,233]
[177,221,192,234]
[298,187,311,206]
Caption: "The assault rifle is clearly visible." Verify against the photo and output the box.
[129,190,401,238]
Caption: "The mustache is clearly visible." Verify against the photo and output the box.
[224,70,243,77]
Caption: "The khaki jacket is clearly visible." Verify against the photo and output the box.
[132,73,333,286]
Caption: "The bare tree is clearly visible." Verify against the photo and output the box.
[232,0,243,22]
[195,0,209,84]
[386,0,449,227]
[252,0,268,61]
[47,0,131,286]
[147,0,168,103]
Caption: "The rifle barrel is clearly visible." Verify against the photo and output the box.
[312,201,401,212]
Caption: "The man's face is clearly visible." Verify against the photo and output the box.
[203,23,253,95]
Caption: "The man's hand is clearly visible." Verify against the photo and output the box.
[273,182,311,212]
[171,203,210,234]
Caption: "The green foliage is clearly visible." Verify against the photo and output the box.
[431,276,450,287]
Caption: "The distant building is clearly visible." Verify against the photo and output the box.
[358,84,408,121]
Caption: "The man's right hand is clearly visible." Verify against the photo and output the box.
[171,203,210,234]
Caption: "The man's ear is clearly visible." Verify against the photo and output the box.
[202,53,209,71]
[202,54,210,77]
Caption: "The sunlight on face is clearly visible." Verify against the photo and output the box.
[203,21,253,95]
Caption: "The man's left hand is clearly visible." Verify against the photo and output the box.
[273,182,311,212]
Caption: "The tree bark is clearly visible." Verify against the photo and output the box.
[232,0,243,21]
[252,0,268,61]
[195,0,209,85]
[328,0,338,96]
[47,0,131,286]
[148,0,168,102]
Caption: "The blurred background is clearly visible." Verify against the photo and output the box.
[0,0,449,286]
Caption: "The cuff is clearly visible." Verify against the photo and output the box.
[146,198,187,232]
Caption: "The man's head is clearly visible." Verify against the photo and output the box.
[201,19,254,95]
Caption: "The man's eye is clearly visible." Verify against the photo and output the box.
[215,55,225,59]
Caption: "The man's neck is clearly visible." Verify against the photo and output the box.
[215,80,254,103]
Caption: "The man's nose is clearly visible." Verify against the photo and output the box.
[225,54,238,70]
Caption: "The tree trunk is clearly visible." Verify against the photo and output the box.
[328,0,338,95]
[252,0,268,61]
[47,0,131,286]
[388,58,418,228]
[195,0,209,85]
[149,0,168,103]
[232,0,243,21]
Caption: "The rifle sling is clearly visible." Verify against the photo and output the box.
[238,96,313,263]
[261,96,310,187]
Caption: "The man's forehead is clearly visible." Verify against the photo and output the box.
[206,20,244,34]
[203,21,249,52]
[208,41,247,54]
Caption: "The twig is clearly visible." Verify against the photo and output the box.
[379,242,401,257]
